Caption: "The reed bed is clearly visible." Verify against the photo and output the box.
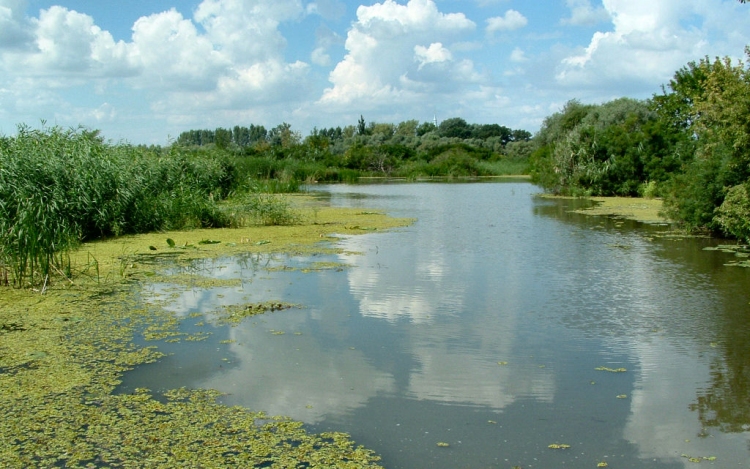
[0,126,238,287]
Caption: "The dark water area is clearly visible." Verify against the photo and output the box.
[119,182,750,468]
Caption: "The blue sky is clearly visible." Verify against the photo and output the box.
[1,0,749,144]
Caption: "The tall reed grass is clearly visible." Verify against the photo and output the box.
[0,126,235,287]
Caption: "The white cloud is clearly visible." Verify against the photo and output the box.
[310,24,341,67]
[319,0,478,108]
[0,0,33,49]
[554,0,745,91]
[0,0,316,137]
[561,0,610,26]
[193,0,303,62]
[414,42,452,69]
[306,0,346,20]
[486,9,527,33]
[129,9,226,91]
[510,47,527,62]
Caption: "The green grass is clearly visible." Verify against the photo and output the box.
[0,126,298,287]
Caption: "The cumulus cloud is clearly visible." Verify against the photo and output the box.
[0,0,314,134]
[486,9,527,33]
[0,0,34,49]
[560,0,610,26]
[129,9,226,90]
[554,0,748,92]
[319,0,478,108]
[414,42,452,69]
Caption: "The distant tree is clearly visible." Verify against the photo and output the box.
[416,121,437,136]
[370,122,395,139]
[511,129,532,142]
[471,123,515,144]
[215,127,232,149]
[342,125,357,139]
[395,119,419,136]
[268,123,301,148]
[438,117,472,139]
[357,115,368,136]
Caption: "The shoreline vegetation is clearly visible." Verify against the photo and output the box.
[0,197,412,468]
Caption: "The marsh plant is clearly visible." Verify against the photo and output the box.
[0,125,233,287]
[233,181,300,226]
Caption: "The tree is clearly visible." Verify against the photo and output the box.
[395,119,419,136]
[268,123,301,148]
[662,50,750,231]
[438,117,471,139]
[357,115,368,136]
[529,98,663,196]
[214,127,232,149]
[416,121,436,136]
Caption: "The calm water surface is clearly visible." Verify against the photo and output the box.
[121,182,750,468]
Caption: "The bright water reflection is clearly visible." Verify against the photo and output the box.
[121,182,750,468]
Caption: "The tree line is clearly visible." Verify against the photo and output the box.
[175,117,533,177]
[528,47,750,243]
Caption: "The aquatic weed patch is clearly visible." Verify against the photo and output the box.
[208,301,300,327]
[702,244,750,267]
[1,201,410,467]
[0,285,383,468]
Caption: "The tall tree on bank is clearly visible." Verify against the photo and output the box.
[662,48,750,240]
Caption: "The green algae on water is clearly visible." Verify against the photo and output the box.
[0,197,409,468]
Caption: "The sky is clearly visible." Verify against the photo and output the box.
[1,0,749,144]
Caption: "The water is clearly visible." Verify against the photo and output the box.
[120,182,750,468]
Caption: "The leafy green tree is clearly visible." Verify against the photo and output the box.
[438,117,472,139]
[530,98,662,196]
[662,50,750,231]
[511,129,532,142]
[396,119,419,136]
[715,183,750,242]
[215,127,232,150]
[471,124,514,144]
[416,121,436,136]
[268,123,301,148]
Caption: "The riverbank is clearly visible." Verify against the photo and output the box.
[0,196,412,468]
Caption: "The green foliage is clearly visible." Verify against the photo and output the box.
[236,185,300,226]
[416,121,437,136]
[438,117,472,139]
[662,50,750,232]
[0,125,233,286]
[530,98,663,196]
[715,183,750,242]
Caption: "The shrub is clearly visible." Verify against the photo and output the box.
[714,183,750,243]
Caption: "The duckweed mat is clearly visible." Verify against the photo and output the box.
[0,200,412,468]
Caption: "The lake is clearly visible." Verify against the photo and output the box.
[119,181,750,468]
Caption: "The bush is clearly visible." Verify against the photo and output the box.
[714,183,750,243]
